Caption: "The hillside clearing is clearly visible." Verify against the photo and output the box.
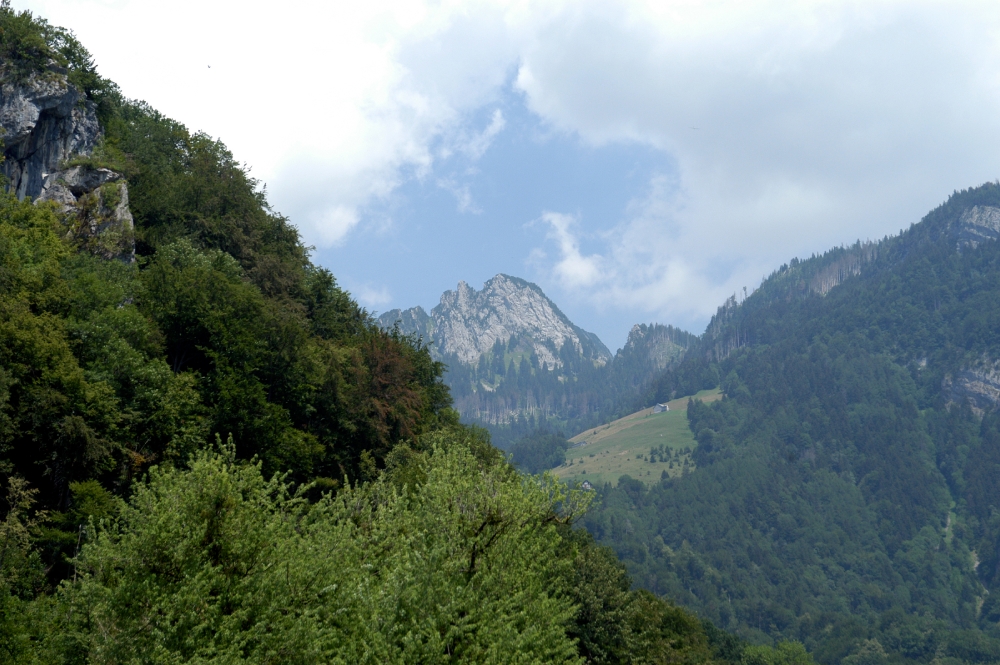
[553,388,721,487]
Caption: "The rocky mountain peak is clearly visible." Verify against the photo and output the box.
[380,274,611,368]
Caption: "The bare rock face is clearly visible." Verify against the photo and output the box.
[944,356,1000,414]
[1,66,135,262]
[954,206,1000,250]
[0,68,100,199]
[379,274,611,368]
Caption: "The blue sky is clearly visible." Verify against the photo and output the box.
[315,88,679,349]
[21,0,1000,351]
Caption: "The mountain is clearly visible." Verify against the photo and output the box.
[380,276,695,445]
[379,274,612,367]
[582,183,1000,664]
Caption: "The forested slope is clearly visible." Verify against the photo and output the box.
[585,184,1000,664]
[0,5,785,662]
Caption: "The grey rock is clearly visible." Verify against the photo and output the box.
[944,356,1000,414]
[378,274,611,368]
[58,179,135,263]
[379,305,435,340]
[954,205,1000,250]
[1,66,135,263]
[0,69,100,200]
[41,165,120,198]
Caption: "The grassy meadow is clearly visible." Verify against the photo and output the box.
[552,389,721,487]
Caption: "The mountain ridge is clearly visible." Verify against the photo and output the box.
[584,182,1000,664]
[379,273,612,368]
[380,275,696,444]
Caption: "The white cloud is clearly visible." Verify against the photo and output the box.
[22,0,524,245]
[21,0,1000,331]
[460,109,506,160]
[514,0,1000,327]
[537,212,605,289]
[352,283,393,309]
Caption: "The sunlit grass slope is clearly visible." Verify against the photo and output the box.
[553,389,721,487]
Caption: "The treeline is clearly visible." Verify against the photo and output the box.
[0,5,789,662]
[448,324,696,448]
[583,183,1000,663]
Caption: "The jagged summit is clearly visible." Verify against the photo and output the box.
[379,273,611,368]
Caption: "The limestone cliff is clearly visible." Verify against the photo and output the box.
[1,64,134,261]
[954,205,1000,250]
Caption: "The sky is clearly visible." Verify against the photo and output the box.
[19,0,1000,351]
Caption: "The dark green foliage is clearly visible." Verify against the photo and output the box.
[511,428,570,473]
[0,34,453,517]
[584,183,1000,663]
[0,1,105,97]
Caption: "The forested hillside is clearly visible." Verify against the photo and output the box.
[0,5,785,662]
[584,184,1000,664]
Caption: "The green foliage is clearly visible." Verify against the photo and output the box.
[743,641,815,665]
[44,438,583,662]
[585,183,1000,663]
[0,91,453,506]
[511,429,570,474]
[0,1,106,98]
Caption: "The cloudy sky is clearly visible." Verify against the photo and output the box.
[20,0,1000,350]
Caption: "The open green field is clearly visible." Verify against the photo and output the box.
[552,389,721,487]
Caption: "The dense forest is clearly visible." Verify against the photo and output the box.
[583,184,1000,663]
[0,4,808,662]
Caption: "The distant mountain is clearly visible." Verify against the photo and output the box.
[380,275,695,445]
[378,274,611,368]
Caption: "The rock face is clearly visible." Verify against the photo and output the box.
[945,356,1000,414]
[1,66,134,262]
[954,205,1000,250]
[379,274,611,368]
[0,68,100,200]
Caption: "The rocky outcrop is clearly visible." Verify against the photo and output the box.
[1,66,134,262]
[954,206,1000,250]
[379,274,611,368]
[1,67,100,200]
[944,357,1000,414]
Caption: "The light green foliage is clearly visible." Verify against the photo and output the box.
[743,642,815,665]
[555,391,717,486]
[63,435,585,663]
[841,640,889,665]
